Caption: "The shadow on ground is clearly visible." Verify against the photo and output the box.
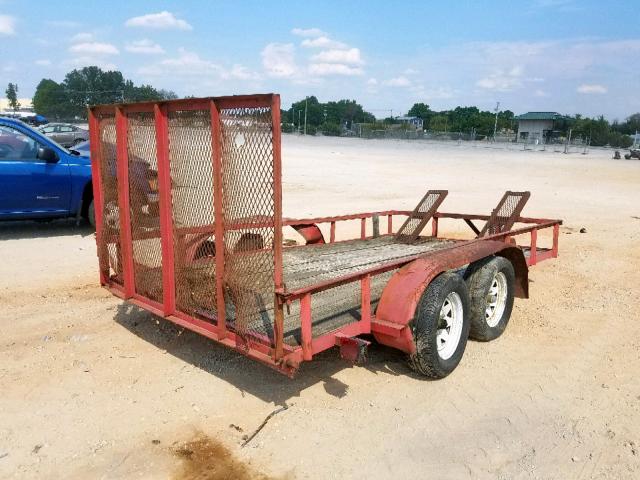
[114,303,417,406]
[0,218,93,240]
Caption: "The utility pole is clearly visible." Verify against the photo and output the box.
[564,128,572,154]
[493,101,500,141]
[304,97,308,135]
[298,110,301,134]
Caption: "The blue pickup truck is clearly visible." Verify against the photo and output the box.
[0,117,95,226]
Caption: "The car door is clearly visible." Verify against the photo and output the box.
[0,125,71,217]
[40,125,56,140]
[57,125,75,146]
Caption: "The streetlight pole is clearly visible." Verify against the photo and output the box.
[493,101,500,141]
[304,97,308,136]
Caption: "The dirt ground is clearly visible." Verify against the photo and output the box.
[1,136,639,479]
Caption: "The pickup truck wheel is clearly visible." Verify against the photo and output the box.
[87,200,96,228]
[408,272,471,379]
[464,256,515,341]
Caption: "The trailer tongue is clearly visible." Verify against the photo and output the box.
[89,93,561,378]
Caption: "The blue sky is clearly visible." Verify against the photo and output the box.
[1,0,639,119]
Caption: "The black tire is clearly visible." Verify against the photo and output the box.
[87,199,96,228]
[408,272,471,379]
[73,138,84,146]
[464,256,515,342]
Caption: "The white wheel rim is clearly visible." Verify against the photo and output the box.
[485,272,508,328]
[437,292,464,360]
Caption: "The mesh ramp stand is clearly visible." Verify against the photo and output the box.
[94,113,124,286]
[395,190,448,243]
[218,103,279,353]
[127,111,164,303]
[479,191,531,237]
[167,108,218,322]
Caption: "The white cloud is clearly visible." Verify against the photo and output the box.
[420,86,456,99]
[139,49,222,76]
[65,57,117,70]
[0,14,16,35]
[35,59,52,66]
[228,64,259,80]
[308,63,363,76]
[70,32,94,43]
[312,48,363,66]
[366,78,379,93]
[476,66,525,91]
[534,89,548,97]
[138,49,259,85]
[125,11,192,30]
[69,42,119,55]
[577,84,607,94]
[291,27,325,38]
[262,43,297,78]
[301,36,347,49]
[125,39,165,54]
[383,76,411,87]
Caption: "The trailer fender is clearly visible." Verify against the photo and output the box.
[290,223,326,245]
[374,242,528,350]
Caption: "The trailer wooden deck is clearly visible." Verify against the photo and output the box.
[268,236,455,345]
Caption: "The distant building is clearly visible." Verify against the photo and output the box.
[515,112,560,142]
[396,115,424,130]
[0,98,34,115]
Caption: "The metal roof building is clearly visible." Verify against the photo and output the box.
[515,112,559,142]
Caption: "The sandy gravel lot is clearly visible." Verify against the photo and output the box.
[1,136,639,479]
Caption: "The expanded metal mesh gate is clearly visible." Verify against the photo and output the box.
[89,94,283,357]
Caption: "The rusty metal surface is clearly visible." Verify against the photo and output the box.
[127,112,163,302]
[96,113,122,285]
[376,241,528,329]
[89,94,561,376]
[219,104,277,346]
[258,236,454,345]
[168,109,217,320]
[395,190,448,242]
[479,191,531,237]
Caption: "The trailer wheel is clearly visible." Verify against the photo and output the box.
[464,256,515,341]
[408,272,471,379]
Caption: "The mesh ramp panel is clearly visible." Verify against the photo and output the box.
[479,191,531,237]
[168,109,217,321]
[97,114,123,285]
[395,190,448,243]
[127,112,163,302]
[219,105,276,347]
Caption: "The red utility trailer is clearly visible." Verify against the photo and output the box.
[89,93,561,378]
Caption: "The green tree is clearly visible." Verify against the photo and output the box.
[408,102,433,129]
[63,66,126,117]
[324,99,374,128]
[32,79,70,119]
[289,96,324,130]
[430,114,448,132]
[616,113,640,135]
[5,83,20,111]
[320,122,341,136]
[122,80,177,102]
[32,66,179,119]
